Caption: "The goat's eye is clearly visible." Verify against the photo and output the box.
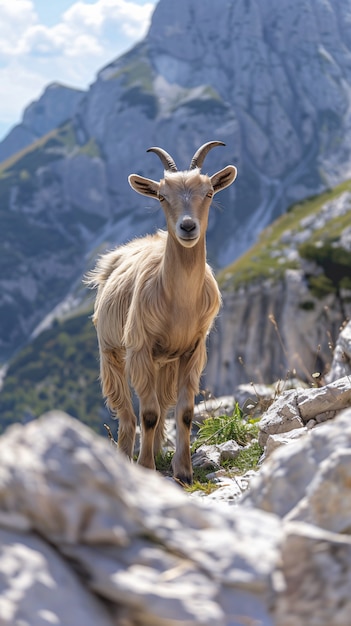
[158,194,165,202]
[206,190,214,199]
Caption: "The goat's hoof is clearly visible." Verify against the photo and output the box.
[173,473,193,487]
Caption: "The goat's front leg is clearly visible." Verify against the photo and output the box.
[172,341,207,485]
[127,349,160,470]
[172,385,194,484]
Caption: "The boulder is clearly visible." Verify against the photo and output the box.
[0,411,281,626]
[258,389,304,446]
[245,408,351,528]
[258,375,351,446]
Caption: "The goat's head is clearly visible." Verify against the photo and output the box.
[128,141,237,248]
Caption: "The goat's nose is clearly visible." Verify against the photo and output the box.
[179,217,196,233]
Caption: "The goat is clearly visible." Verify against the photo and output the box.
[85,141,237,483]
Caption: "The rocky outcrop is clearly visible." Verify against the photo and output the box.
[1,410,351,625]
[257,375,351,447]
[326,319,351,382]
[245,404,351,533]
[206,272,349,391]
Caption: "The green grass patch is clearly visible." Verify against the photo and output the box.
[155,450,174,475]
[192,403,259,452]
[185,479,219,495]
[222,441,263,474]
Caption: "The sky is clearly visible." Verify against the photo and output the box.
[0,0,157,141]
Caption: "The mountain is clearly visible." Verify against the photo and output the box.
[1,0,351,373]
[0,83,85,163]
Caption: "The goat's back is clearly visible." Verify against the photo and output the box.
[85,231,167,349]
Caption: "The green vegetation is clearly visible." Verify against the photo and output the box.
[299,239,351,298]
[155,450,174,475]
[148,403,263,492]
[109,58,154,93]
[218,178,351,292]
[78,138,101,158]
[192,402,259,451]
[189,404,263,485]
[0,310,107,434]
[221,441,263,474]
[0,123,79,209]
[185,479,219,495]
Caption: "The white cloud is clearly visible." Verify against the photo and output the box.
[0,0,156,138]
[0,0,37,56]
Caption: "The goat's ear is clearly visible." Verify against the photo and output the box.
[211,165,237,195]
[128,174,160,198]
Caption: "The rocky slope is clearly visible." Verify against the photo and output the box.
[1,0,351,361]
[206,179,351,393]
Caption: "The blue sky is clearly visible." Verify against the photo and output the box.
[0,0,157,141]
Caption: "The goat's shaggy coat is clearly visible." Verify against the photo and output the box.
[86,142,237,483]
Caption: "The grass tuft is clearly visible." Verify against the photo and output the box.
[192,402,259,452]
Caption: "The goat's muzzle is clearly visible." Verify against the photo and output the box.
[176,216,200,246]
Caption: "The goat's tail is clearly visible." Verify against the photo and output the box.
[83,248,123,289]
[83,267,103,290]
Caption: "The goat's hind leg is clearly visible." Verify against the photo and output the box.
[100,347,137,458]
[128,349,160,470]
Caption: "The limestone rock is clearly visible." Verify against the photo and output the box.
[326,320,351,382]
[297,376,351,423]
[258,376,351,448]
[0,411,282,626]
[1,410,351,624]
[0,528,113,626]
[245,408,351,524]
[265,427,309,457]
[191,440,242,469]
[286,447,351,534]
[274,522,351,626]
[258,389,304,447]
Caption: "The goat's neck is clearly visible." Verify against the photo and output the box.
[162,233,206,302]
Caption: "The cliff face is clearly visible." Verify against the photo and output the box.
[206,183,351,392]
[207,276,348,393]
[1,0,351,362]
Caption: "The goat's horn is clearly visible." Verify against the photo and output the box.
[147,147,178,172]
[189,141,226,170]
